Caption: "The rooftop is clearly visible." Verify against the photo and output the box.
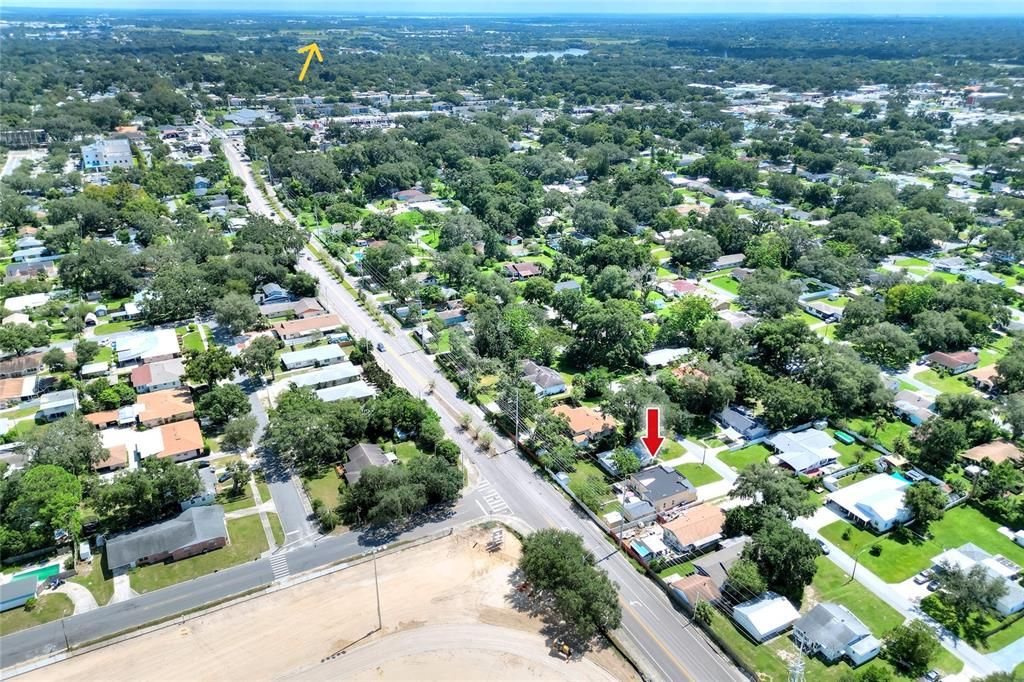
[660,504,725,548]
[105,506,226,570]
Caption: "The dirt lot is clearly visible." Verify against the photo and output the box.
[24,526,638,682]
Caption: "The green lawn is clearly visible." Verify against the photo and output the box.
[304,469,342,509]
[181,331,205,353]
[921,594,1024,653]
[718,444,771,471]
[70,553,114,606]
[914,369,975,395]
[659,438,686,460]
[256,480,271,504]
[267,512,285,547]
[708,275,740,295]
[216,486,255,512]
[675,463,723,487]
[94,345,114,364]
[895,257,930,267]
[93,320,138,336]
[979,335,1013,368]
[841,417,913,452]
[129,516,268,594]
[391,441,423,464]
[820,505,1024,583]
[0,593,74,636]
[810,556,904,635]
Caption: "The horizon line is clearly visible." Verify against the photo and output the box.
[4,7,1024,17]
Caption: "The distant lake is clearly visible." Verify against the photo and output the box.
[494,48,589,60]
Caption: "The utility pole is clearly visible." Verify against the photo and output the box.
[514,387,520,451]
[372,548,382,632]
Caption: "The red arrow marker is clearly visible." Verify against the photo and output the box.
[640,407,664,458]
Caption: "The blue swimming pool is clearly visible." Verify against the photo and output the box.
[13,563,60,583]
[890,472,911,484]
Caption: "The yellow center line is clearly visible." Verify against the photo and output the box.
[620,599,694,682]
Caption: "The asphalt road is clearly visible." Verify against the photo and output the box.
[0,493,485,671]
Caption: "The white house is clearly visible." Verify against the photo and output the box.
[115,329,181,367]
[767,428,840,475]
[793,603,881,665]
[827,474,912,532]
[732,592,800,642]
[933,544,1024,617]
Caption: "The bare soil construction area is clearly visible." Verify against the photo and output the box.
[24,526,638,682]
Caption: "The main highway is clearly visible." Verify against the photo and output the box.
[0,120,746,682]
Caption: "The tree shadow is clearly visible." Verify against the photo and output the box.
[503,567,596,657]
[351,501,459,547]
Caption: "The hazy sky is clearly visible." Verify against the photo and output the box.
[7,0,1024,14]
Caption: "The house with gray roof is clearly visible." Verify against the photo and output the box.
[105,506,227,572]
[521,359,566,396]
[692,536,749,589]
[793,603,881,665]
[37,389,79,421]
[715,406,770,442]
[344,443,396,485]
[627,465,697,512]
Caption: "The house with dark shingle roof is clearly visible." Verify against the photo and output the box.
[105,506,227,572]
[521,359,566,396]
[344,443,396,485]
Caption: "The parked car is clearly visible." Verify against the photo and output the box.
[923,671,942,682]
[913,572,930,585]
[926,579,940,592]
[816,539,830,555]
[196,460,210,469]
[376,342,385,352]
[217,471,232,483]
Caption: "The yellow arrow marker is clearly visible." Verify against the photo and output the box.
[296,42,323,82]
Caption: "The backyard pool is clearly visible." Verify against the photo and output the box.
[12,563,60,583]
[890,472,911,484]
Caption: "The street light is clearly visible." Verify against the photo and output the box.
[850,542,877,581]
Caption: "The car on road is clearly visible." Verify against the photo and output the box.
[376,342,385,352]
[196,460,210,469]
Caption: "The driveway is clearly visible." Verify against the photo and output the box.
[110,572,135,604]
[55,582,98,614]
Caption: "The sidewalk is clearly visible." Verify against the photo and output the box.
[681,438,737,483]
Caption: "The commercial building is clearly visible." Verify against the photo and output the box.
[81,138,133,171]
